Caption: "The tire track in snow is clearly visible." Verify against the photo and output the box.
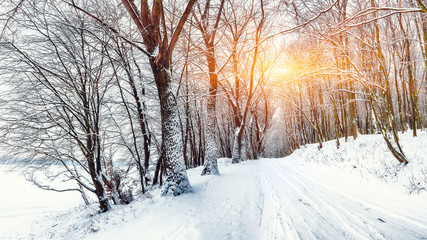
[275,162,387,239]
[286,161,427,230]
[259,161,325,239]
[259,159,368,239]
[277,165,386,240]
[284,162,427,239]
[258,172,290,240]
[259,158,427,240]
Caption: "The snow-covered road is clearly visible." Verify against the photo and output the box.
[88,158,427,240]
[258,159,427,240]
[3,157,427,239]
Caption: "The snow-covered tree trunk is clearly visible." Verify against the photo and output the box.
[79,184,90,205]
[232,127,242,164]
[200,51,220,175]
[232,130,247,164]
[88,163,110,212]
[202,97,220,175]
[118,0,196,195]
[154,67,192,196]
[240,134,247,162]
[194,0,225,176]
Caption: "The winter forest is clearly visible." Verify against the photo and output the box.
[1,0,427,239]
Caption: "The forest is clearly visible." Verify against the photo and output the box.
[0,0,426,214]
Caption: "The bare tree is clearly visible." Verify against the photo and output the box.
[1,2,119,211]
[118,0,198,195]
[192,0,226,175]
[71,0,198,195]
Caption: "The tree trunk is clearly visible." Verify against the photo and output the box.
[405,39,418,137]
[202,97,220,175]
[153,156,162,186]
[201,47,220,174]
[87,155,110,212]
[196,0,225,175]
[152,65,192,196]
[232,127,242,163]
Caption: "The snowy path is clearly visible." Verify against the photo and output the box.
[88,160,263,240]
[258,159,427,240]
[92,158,427,240]
[3,157,427,239]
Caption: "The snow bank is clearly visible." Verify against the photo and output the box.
[290,131,427,194]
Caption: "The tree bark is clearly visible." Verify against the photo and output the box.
[152,65,192,196]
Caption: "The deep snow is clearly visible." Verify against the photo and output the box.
[1,132,427,239]
[0,166,82,239]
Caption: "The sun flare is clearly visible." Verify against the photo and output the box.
[270,62,300,80]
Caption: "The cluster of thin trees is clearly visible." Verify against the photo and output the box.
[275,0,427,164]
[0,0,426,212]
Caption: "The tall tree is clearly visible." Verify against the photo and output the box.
[193,0,226,175]
[118,0,197,196]
[72,0,198,195]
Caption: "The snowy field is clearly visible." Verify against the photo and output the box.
[0,166,83,239]
[1,132,427,239]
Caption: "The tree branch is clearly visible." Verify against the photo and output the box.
[166,0,197,59]
[70,0,151,57]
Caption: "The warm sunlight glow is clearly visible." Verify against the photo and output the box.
[269,48,327,85]
[271,63,293,78]
[270,61,304,82]
[274,66,290,75]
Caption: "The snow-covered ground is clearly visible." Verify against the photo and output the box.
[1,132,427,239]
[0,166,82,239]
[258,159,427,239]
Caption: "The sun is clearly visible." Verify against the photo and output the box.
[271,63,297,80]
[275,67,290,75]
